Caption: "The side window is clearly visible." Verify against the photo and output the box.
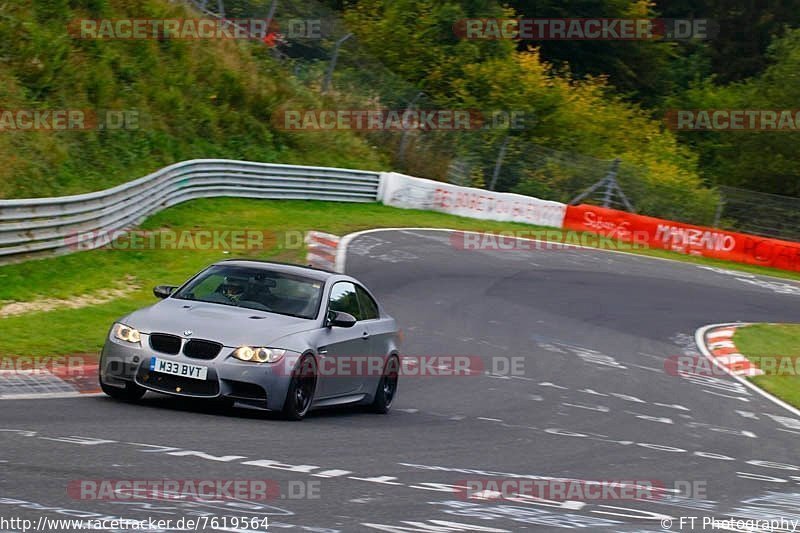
[188,273,226,300]
[328,282,361,320]
[356,286,379,320]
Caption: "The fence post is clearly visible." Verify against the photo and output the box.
[601,159,620,208]
[570,158,633,212]
[397,91,424,164]
[488,136,509,191]
[265,0,278,36]
[713,196,725,228]
[322,33,353,93]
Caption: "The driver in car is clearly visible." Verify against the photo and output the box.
[219,276,248,303]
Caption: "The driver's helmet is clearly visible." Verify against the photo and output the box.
[221,276,248,300]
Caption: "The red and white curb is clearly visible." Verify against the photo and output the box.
[305,231,340,272]
[696,323,800,418]
[0,364,100,399]
[703,325,764,377]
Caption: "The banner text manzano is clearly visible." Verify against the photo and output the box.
[564,204,800,273]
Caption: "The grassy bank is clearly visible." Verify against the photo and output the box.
[0,0,385,199]
[733,323,800,409]
[2,198,800,359]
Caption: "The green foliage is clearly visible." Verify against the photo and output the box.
[0,0,386,199]
[675,29,800,196]
[508,0,679,107]
[734,323,800,409]
[343,1,714,219]
[657,0,800,84]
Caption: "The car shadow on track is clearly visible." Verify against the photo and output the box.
[93,393,380,422]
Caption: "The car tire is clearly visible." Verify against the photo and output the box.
[370,355,399,414]
[100,379,146,402]
[282,355,317,421]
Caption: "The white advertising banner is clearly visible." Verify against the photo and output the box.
[379,172,567,228]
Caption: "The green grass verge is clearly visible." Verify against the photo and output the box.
[733,323,800,409]
[2,198,799,359]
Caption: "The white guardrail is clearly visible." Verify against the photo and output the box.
[0,159,380,264]
[0,161,568,265]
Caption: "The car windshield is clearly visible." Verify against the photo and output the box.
[172,265,323,319]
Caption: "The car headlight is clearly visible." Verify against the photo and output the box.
[113,323,141,344]
[232,346,286,363]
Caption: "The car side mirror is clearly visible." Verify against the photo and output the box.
[326,310,356,328]
[153,285,177,299]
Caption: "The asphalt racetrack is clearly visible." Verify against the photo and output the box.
[2,229,800,532]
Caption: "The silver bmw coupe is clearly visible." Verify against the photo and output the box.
[99,260,400,420]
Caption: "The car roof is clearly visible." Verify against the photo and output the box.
[214,259,337,282]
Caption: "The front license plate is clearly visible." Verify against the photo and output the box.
[149,357,208,380]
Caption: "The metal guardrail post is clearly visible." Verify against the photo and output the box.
[488,136,509,191]
[601,160,619,208]
[712,197,725,228]
[322,33,353,93]
[397,91,424,164]
[570,158,634,212]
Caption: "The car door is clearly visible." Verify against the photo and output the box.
[353,284,390,395]
[316,281,368,399]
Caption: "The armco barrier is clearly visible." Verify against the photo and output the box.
[0,159,380,264]
[5,159,799,274]
[564,204,800,272]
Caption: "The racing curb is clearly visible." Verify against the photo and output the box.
[305,231,340,271]
[701,324,764,377]
[695,323,800,418]
[0,363,101,399]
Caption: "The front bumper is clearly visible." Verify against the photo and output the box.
[100,335,292,411]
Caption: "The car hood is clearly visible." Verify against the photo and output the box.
[122,298,318,347]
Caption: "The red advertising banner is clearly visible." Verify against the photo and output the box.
[564,204,800,272]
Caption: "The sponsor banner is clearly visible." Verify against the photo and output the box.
[563,204,800,272]
[380,172,567,228]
